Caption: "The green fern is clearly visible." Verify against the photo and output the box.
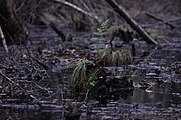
[94,19,110,36]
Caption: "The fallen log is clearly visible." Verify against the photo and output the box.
[105,0,158,45]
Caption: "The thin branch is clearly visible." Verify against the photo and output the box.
[0,70,40,102]
[84,89,89,102]
[18,80,51,94]
[142,16,181,28]
[52,0,100,22]
[146,12,175,29]
[0,26,9,54]
[29,55,49,70]
[0,70,14,83]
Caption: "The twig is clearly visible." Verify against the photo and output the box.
[0,71,40,102]
[0,70,14,83]
[0,26,9,54]
[29,55,49,70]
[79,0,91,12]
[105,0,158,45]
[142,17,181,28]
[166,17,181,22]
[146,12,175,29]
[84,90,89,102]
[0,63,9,69]
[18,80,51,94]
[52,0,100,22]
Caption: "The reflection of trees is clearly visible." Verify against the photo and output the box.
[95,76,134,105]
[130,82,181,108]
[0,108,61,120]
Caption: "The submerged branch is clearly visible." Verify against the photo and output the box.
[0,103,63,110]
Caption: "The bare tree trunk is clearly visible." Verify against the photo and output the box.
[105,0,158,45]
[0,0,27,44]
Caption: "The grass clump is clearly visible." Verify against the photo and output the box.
[96,48,132,66]
[70,20,133,91]
[71,58,90,89]
[71,58,101,90]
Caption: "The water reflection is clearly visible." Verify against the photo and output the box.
[0,28,181,120]
[0,108,63,120]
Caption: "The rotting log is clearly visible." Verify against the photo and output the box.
[105,0,158,45]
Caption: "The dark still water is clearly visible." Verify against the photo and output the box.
[0,28,181,120]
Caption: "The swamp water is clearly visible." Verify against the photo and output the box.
[0,26,181,120]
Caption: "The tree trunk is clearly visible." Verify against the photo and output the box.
[105,0,158,45]
[0,0,27,44]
